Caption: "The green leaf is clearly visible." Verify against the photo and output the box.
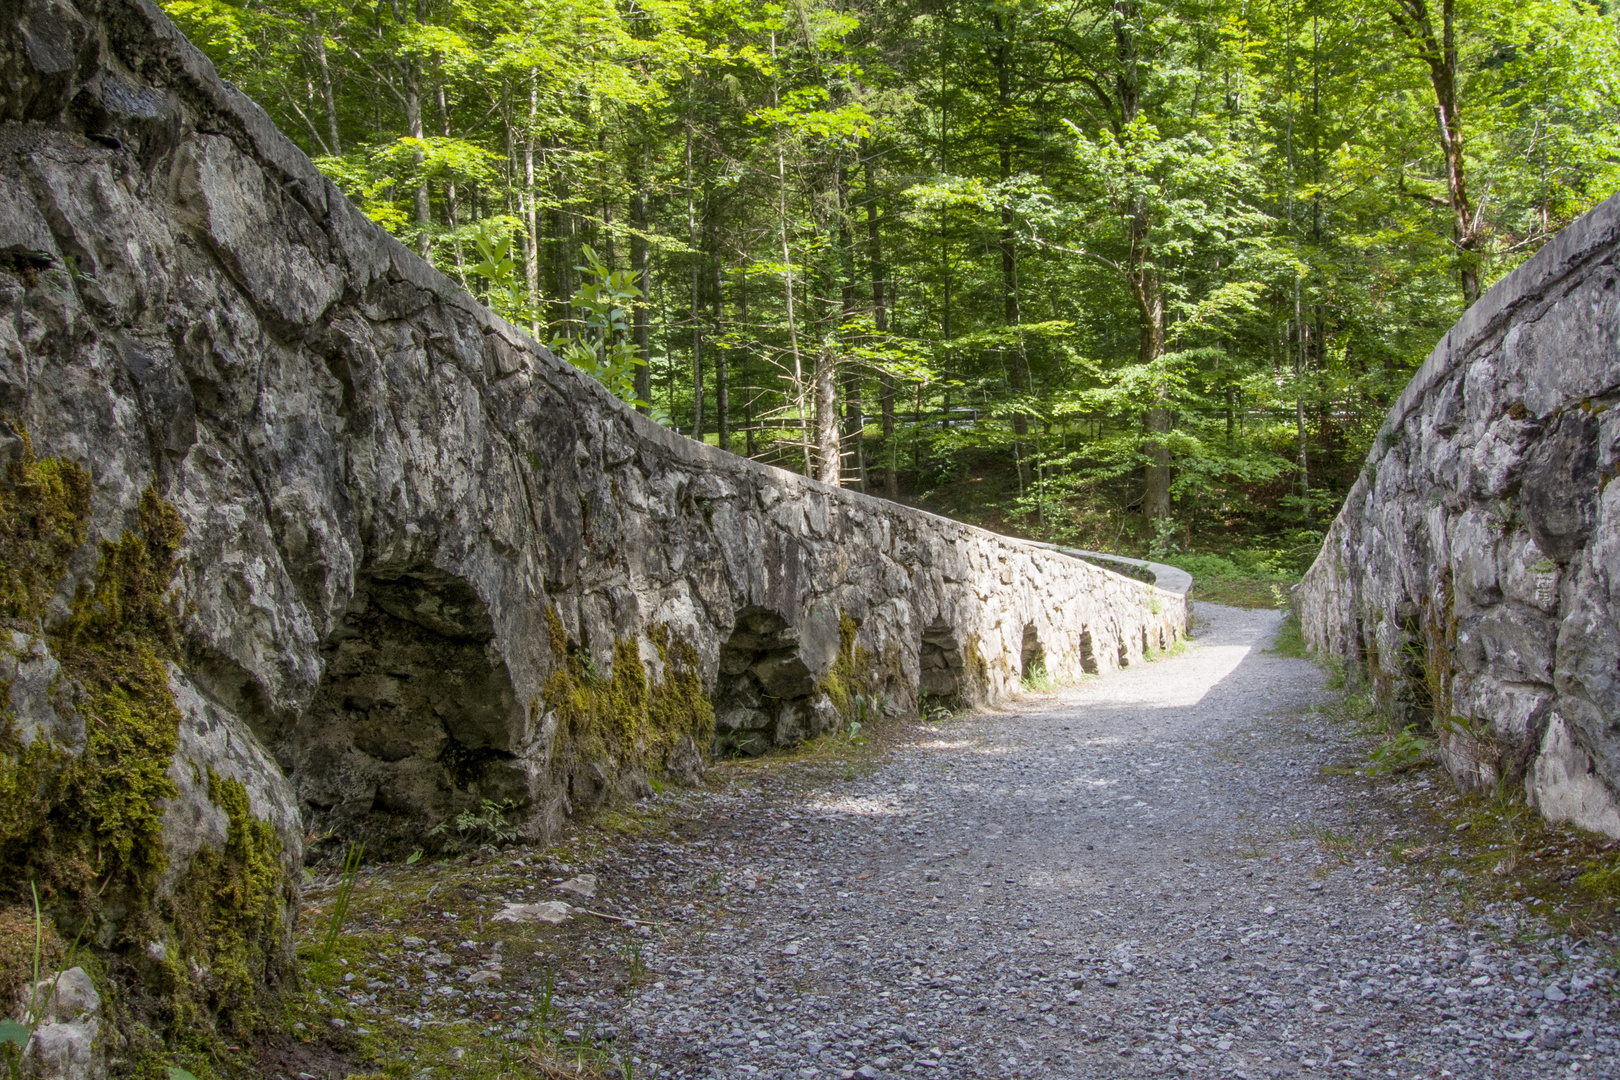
[0,1018,30,1049]
[168,1068,203,1080]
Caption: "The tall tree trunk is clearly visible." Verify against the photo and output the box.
[1295,289,1310,520]
[739,269,756,457]
[1134,270,1171,520]
[837,165,865,490]
[311,17,340,155]
[437,84,467,286]
[991,13,1029,493]
[815,345,841,485]
[1390,0,1480,305]
[1110,0,1170,521]
[551,140,575,332]
[867,161,898,501]
[405,80,429,256]
[769,30,809,475]
[630,138,651,412]
[713,254,728,452]
[405,0,430,257]
[599,128,614,270]
[523,75,540,338]
[685,112,702,441]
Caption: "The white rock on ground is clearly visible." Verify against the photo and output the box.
[11,968,105,1080]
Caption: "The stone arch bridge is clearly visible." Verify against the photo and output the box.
[0,0,1187,1012]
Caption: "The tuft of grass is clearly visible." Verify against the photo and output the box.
[1268,614,1309,658]
[1020,662,1054,691]
[1144,637,1188,662]
[319,841,364,961]
[614,930,648,988]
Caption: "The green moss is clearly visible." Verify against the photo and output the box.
[16,488,189,906]
[0,438,290,1056]
[963,633,989,700]
[0,430,91,626]
[645,624,713,748]
[541,608,715,795]
[165,770,289,1034]
[817,612,901,726]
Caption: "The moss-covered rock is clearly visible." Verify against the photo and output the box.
[0,443,292,1061]
[542,609,715,810]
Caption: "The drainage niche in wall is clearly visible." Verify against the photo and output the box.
[919,619,967,710]
[1079,628,1099,675]
[1021,624,1046,683]
[295,567,528,856]
[713,608,835,756]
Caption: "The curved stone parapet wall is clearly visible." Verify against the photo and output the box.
[0,0,1187,1008]
[1298,193,1620,838]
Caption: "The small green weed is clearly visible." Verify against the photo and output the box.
[428,798,522,853]
[1021,661,1053,691]
[615,931,648,987]
[2,884,88,1080]
[1367,725,1431,775]
[1268,615,1308,658]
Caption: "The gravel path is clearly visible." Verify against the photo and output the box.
[537,603,1617,1080]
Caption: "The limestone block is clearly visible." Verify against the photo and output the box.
[1528,713,1620,838]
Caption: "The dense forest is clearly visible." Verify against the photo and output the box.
[167,0,1620,579]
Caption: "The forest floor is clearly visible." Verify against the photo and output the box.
[281,604,1620,1080]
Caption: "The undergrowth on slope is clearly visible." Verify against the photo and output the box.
[1161,546,1310,610]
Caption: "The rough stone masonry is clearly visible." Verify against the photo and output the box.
[1298,190,1620,840]
[0,0,1185,1038]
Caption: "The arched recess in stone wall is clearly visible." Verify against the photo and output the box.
[293,566,529,857]
[1020,623,1046,681]
[713,607,836,756]
[1079,628,1099,675]
[919,618,967,710]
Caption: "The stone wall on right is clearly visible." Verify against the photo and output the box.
[1297,193,1620,839]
